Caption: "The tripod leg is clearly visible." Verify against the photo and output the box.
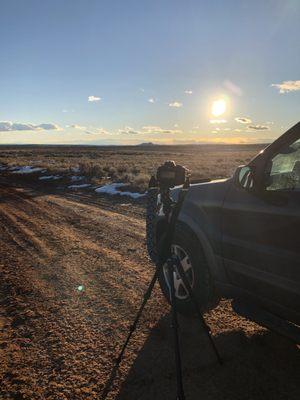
[167,260,186,400]
[101,269,159,399]
[174,257,223,366]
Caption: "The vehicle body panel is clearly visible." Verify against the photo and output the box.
[153,122,300,325]
[222,182,300,322]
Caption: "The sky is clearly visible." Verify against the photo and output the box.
[0,0,299,145]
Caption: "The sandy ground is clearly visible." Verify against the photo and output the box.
[0,181,299,400]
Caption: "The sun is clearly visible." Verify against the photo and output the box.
[211,98,226,117]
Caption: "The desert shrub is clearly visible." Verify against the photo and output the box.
[130,166,140,175]
[108,167,117,179]
[117,165,129,174]
[121,172,135,183]
[118,172,149,191]
[79,162,105,178]
[132,173,149,190]
[103,165,111,173]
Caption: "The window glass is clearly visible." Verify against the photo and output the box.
[266,138,300,191]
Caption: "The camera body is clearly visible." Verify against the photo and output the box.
[156,161,189,189]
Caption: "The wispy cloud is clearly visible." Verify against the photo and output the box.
[62,109,75,113]
[211,127,231,133]
[88,95,101,102]
[85,128,110,135]
[148,98,155,103]
[169,101,183,108]
[0,121,61,132]
[235,117,252,124]
[184,90,193,95]
[248,124,270,131]
[117,125,181,135]
[271,80,300,93]
[118,126,140,135]
[209,119,227,124]
[66,124,86,130]
[142,126,181,134]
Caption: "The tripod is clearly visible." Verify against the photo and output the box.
[101,180,222,400]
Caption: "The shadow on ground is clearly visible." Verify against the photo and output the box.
[114,313,300,400]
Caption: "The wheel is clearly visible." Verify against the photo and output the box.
[158,223,220,316]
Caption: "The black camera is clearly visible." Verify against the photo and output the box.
[156,161,190,188]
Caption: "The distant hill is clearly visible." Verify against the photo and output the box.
[138,142,156,146]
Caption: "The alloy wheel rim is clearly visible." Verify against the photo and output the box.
[163,244,194,300]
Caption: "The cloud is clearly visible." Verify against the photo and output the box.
[209,119,227,124]
[66,124,87,130]
[88,95,101,102]
[169,101,183,108]
[118,126,140,135]
[271,80,300,93]
[91,128,110,135]
[85,128,109,135]
[65,125,110,136]
[0,121,61,132]
[37,123,61,130]
[211,127,231,133]
[235,117,252,124]
[148,98,155,103]
[184,90,193,94]
[142,126,181,134]
[118,125,181,135]
[248,124,270,131]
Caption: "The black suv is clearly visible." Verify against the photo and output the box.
[150,122,300,330]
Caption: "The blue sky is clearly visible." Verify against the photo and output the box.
[0,0,299,145]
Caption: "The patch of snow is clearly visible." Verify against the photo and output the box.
[39,175,61,181]
[70,175,84,182]
[71,166,80,173]
[0,165,7,171]
[12,166,46,174]
[95,183,145,199]
[68,183,91,189]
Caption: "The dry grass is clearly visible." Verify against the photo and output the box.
[0,144,266,190]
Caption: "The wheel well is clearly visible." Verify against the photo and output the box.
[156,218,219,279]
[156,218,201,250]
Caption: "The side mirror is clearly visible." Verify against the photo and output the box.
[234,165,255,190]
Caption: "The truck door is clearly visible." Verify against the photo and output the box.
[222,128,300,323]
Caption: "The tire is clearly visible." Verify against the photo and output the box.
[157,223,220,316]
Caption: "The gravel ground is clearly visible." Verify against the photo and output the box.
[0,182,299,400]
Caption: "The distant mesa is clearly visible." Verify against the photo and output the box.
[138,142,156,146]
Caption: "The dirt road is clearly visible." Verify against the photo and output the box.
[0,183,299,400]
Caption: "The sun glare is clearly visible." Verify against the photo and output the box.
[211,99,226,117]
